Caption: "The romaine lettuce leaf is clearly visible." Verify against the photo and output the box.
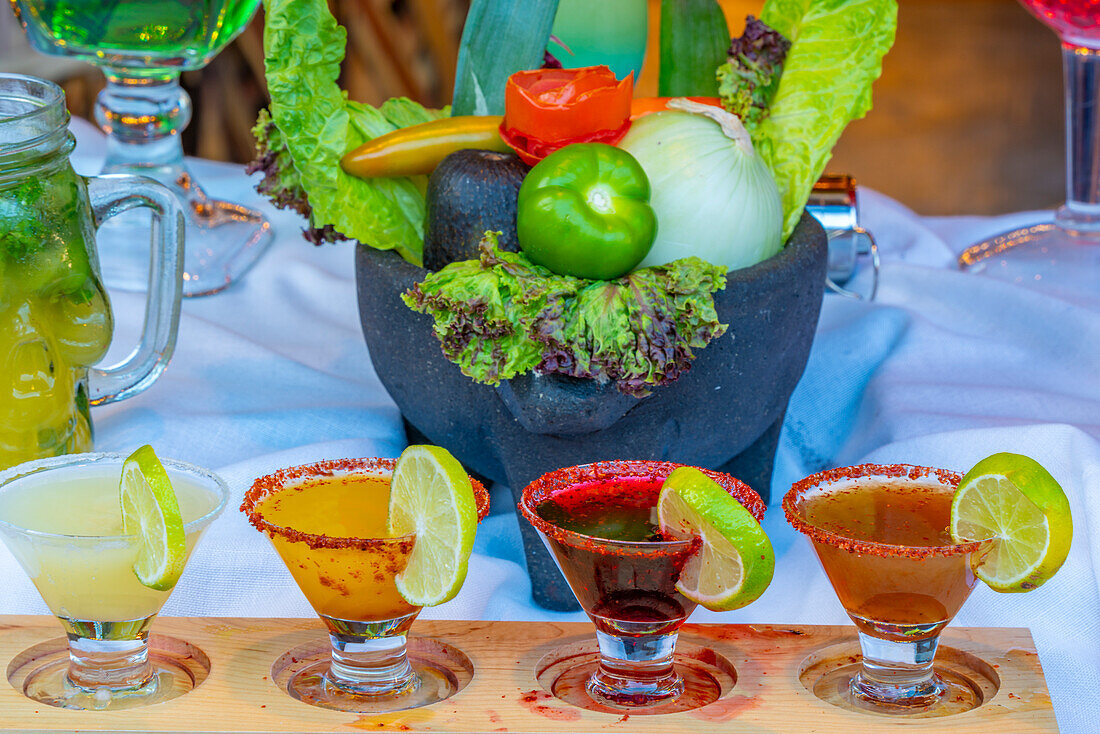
[262,0,445,264]
[755,0,898,240]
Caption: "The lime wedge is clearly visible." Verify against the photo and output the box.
[120,445,187,591]
[388,445,479,607]
[950,453,1072,593]
[657,467,774,611]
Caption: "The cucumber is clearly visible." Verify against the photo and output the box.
[659,0,730,97]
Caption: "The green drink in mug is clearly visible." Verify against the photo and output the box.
[11,0,261,77]
[0,74,183,470]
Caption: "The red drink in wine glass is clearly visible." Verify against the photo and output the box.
[1018,0,1100,45]
[958,0,1100,297]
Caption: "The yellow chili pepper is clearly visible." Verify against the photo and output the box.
[340,115,508,178]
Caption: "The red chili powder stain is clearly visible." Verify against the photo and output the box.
[487,710,503,723]
[347,715,419,731]
[518,689,582,722]
[679,646,719,667]
[688,694,758,722]
[616,713,630,724]
[348,722,412,731]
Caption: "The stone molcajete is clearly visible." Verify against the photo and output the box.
[356,214,827,610]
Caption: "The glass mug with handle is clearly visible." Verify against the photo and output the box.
[0,73,183,471]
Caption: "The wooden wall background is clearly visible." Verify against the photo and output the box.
[0,0,1064,216]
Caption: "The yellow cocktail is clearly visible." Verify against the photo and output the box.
[0,461,217,624]
[0,452,228,710]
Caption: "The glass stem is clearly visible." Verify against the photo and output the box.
[325,632,419,697]
[66,634,154,693]
[1056,43,1100,235]
[95,73,190,183]
[851,630,944,707]
[588,629,683,706]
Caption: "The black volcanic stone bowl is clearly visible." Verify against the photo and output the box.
[356,214,827,610]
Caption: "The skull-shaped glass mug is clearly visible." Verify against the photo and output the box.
[0,74,183,470]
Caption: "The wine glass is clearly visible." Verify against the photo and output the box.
[9,0,272,297]
[957,0,1100,300]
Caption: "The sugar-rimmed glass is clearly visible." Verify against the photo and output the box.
[519,459,766,709]
[0,452,228,710]
[784,463,992,714]
[243,457,489,713]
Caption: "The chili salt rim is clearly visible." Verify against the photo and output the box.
[518,459,766,556]
[242,456,490,551]
[782,463,988,558]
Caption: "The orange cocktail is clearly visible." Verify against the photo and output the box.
[243,457,488,713]
[251,471,418,627]
[784,464,990,714]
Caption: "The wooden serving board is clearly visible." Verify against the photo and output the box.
[0,616,1056,733]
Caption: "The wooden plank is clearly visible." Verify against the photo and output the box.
[0,617,1057,733]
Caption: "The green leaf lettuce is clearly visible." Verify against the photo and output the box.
[403,234,728,396]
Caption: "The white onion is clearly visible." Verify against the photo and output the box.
[619,104,783,272]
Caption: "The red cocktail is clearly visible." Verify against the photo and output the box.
[520,460,765,708]
[784,464,991,713]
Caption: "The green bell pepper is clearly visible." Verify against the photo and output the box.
[516,143,657,280]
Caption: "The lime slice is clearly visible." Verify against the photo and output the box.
[120,445,187,591]
[388,445,479,607]
[950,453,1072,593]
[657,467,774,611]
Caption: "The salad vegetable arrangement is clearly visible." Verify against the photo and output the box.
[251,0,896,395]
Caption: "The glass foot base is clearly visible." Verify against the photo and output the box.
[271,636,473,713]
[586,667,684,708]
[97,196,273,297]
[96,168,272,299]
[536,639,736,715]
[5,635,210,711]
[799,643,996,718]
[958,223,1100,304]
[815,665,982,717]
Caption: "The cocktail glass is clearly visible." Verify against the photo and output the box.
[242,457,489,713]
[783,463,992,714]
[518,460,765,708]
[957,0,1099,300]
[8,0,272,296]
[0,452,228,710]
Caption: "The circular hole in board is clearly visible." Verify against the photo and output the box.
[6,634,210,710]
[270,635,474,713]
[535,637,737,715]
[798,641,1001,718]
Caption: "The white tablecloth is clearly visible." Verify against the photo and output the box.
[2,119,1097,731]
